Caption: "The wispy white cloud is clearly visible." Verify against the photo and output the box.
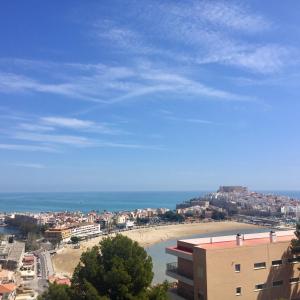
[41,116,124,134]
[18,123,55,132]
[12,132,95,147]
[96,141,163,150]
[0,60,251,105]
[0,143,58,153]
[41,117,95,129]
[12,163,45,169]
[182,1,270,33]
[161,110,216,125]
[5,131,162,151]
[93,21,154,54]
[0,72,106,103]
[89,1,292,74]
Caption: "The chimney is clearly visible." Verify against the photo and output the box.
[236,233,243,246]
[270,231,276,243]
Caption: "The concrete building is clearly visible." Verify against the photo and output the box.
[166,230,300,300]
[44,227,71,242]
[45,223,101,243]
[0,241,25,270]
[70,223,101,238]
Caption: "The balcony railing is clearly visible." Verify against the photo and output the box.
[167,262,178,273]
[166,262,194,286]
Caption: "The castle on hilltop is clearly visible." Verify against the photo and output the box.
[217,186,248,193]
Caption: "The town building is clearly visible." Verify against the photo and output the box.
[45,223,101,243]
[0,241,25,271]
[44,227,71,243]
[70,223,101,238]
[0,269,14,284]
[166,230,300,300]
[0,283,17,300]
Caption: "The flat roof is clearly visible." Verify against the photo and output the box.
[177,230,295,251]
[197,235,293,250]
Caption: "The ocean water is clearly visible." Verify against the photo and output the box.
[0,191,205,213]
[0,190,299,213]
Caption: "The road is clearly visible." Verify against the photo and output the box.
[39,251,54,279]
[26,251,54,294]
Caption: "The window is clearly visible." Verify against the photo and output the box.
[254,262,266,269]
[273,280,283,287]
[290,277,300,284]
[235,264,241,272]
[255,283,267,291]
[287,257,300,264]
[272,260,282,266]
[236,287,241,296]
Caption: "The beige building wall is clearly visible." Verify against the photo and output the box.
[194,241,300,300]
[167,231,300,300]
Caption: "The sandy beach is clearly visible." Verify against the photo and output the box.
[52,221,261,277]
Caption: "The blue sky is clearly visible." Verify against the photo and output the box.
[0,0,300,192]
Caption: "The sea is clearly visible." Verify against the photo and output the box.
[0,190,299,213]
[0,191,205,213]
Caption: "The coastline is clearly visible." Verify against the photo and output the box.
[52,221,262,277]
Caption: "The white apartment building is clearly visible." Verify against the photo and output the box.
[70,223,101,238]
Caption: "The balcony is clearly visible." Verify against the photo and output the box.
[165,246,193,261]
[166,262,194,286]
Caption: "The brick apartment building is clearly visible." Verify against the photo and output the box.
[166,230,300,300]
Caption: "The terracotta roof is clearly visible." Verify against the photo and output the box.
[48,276,71,286]
[0,283,16,294]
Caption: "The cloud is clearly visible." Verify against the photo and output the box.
[89,1,292,74]
[0,143,58,152]
[40,116,124,134]
[41,117,95,129]
[10,131,162,150]
[0,72,105,103]
[187,1,270,33]
[12,132,95,147]
[162,113,216,125]
[12,163,45,169]
[96,141,163,150]
[196,40,290,73]
[0,60,251,105]
[1,110,162,152]
[18,123,55,132]
[93,21,154,54]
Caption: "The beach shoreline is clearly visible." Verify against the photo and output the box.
[52,221,263,277]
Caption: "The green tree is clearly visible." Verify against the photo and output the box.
[39,235,168,300]
[162,211,184,222]
[70,236,80,244]
[38,283,71,300]
[70,279,108,300]
[72,235,154,299]
[25,232,39,251]
[148,281,170,300]
[211,210,226,220]
[291,222,300,253]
